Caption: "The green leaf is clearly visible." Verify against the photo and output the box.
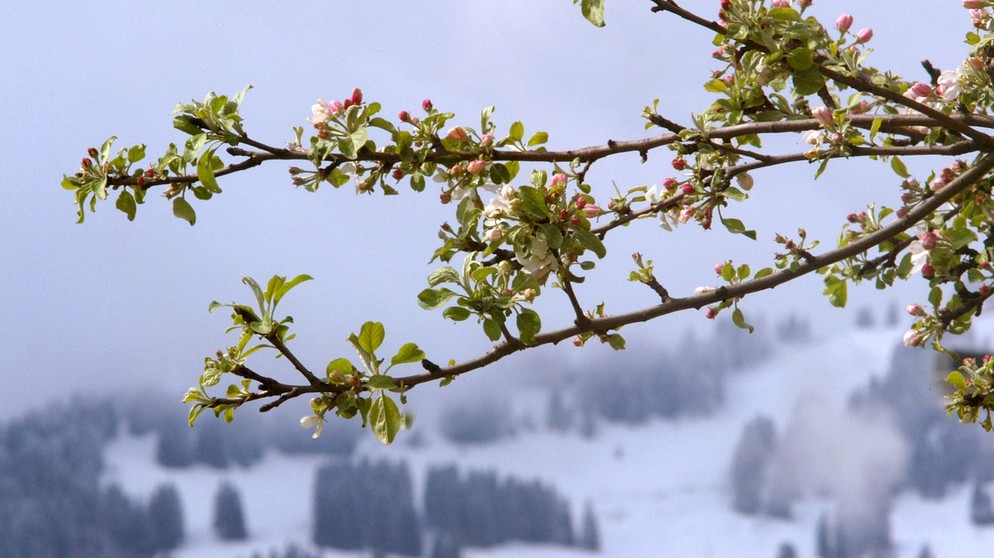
[443,306,472,321]
[272,274,313,308]
[517,308,541,345]
[172,197,196,225]
[242,276,266,314]
[605,333,626,350]
[947,370,967,390]
[483,318,502,341]
[823,276,848,308]
[792,66,826,96]
[890,156,909,178]
[390,343,425,366]
[427,266,460,287]
[732,307,755,333]
[527,131,549,147]
[199,149,222,193]
[786,47,813,71]
[517,186,551,219]
[580,0,605,27]
[116,191,137,221]
[367,375,397,390]
[509,121,524,142]
[720,216,757,240]
[418,287,457,310]
[754,267,774,279]
[572,228,607,258]
[358,321,385,354]
[369,394,402,444]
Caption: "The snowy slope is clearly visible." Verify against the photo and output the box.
[101,325,994,557]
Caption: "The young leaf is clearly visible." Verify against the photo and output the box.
[358,321,386,354]
[580,0,605,27]
[390,342,425,366]
[517,308,542,345]
[172,197,196,226]
[367,375,398,390]
[116,191,137,221]
[369,394,402,444]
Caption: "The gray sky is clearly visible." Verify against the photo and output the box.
[0,2,969,420]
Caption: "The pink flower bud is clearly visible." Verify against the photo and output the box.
[87,147,99,158]
[771,0,789,7]
[680,183,695,195]
[575,197,587,209]
[714,263,725,275]
[964,0,985,8]
[907,303,925,316]
[909,82,932,99]
[855,27,873,43]
[706,307,718,319]
[663,178,678,190]
[467,159,486,175]
[573,337,583,347]
[919,230,939,250]
[485,227,503,242]
[328,99,343,114]
[811,106,834,129]
[391,168,405,181]
[422,98,433,112]
[671,158,687,171]
[903,329,923,347]
[480,133,494,147]
[583,204,601,218]
[398,110,411,122]
[349,87,363,105]
[446,126,468,142]
[836,13,853,33]
[922,262,935,278]
[551,173,568,187]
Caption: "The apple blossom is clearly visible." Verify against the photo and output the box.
[663,177,678,190]
[937,68,964,101]
[308,99,335,125]
[551,172,568,187]
[694,286,716,296]
[907,303,925,316]
[422,98,433,112]
[671,158,686,171]
[908,238,930,274]
[855,27,873,43]
[515,238,559,279]
[300,414,325,438]
[397,110,411,122]
[582,203,601,218]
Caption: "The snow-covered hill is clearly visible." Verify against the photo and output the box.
[101,325,994,557]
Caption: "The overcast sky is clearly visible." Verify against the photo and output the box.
[0,2,970,421]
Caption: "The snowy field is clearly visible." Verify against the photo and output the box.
[101,326,994,557]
